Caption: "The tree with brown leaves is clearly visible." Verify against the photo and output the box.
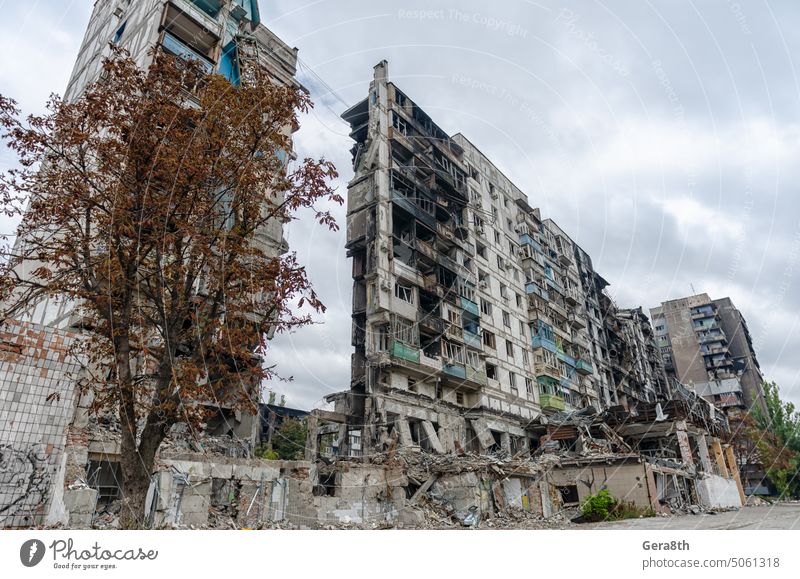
[0,49,340,527]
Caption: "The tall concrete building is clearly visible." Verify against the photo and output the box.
[5,0,300,442]
[650,294,765,415]
[327,62,671,457]
[12,0,298,331]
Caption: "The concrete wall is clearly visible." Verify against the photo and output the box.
[547,460,653,509]
[147,453,315,528]
[0,321,81,528]
[696,475,743,509]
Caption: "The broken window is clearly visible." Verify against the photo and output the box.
[87,459,122,506]
[525,377,534,398]
[374,324,390,352]
[443,340,464,364]
[392,111,408,135]
[506,339,514,358]
[392,316,418,345]
[466,350,481,369]
[482,330,496,349]
[502,311,511,327]
[394,281,414,304]
[480,298,492,316]
[475,242,487,259]
[486,362,497,380]
[509,372,518,394]
[456,391,465,405]
[557,485,579,505]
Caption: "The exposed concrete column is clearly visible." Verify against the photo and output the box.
[336,423,349,457]
[675,420,695,471]
[644,463,666,515]
[304,413,319,461]
[395,418,413,447]
[709,438,729,477]
[724,444,747,505]
[421,420,445,454]
[500,432,512,455]
[694,433,713,473]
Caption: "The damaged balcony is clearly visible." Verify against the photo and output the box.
[539,392,566,412]
[575,358,593,375]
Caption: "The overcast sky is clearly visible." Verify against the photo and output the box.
[1,1,798,410]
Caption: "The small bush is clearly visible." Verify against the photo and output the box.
[580,489,656,522]
[581,489,617,521]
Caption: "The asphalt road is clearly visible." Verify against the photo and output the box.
[588,503,800,530]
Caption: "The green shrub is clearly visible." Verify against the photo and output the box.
[581,489,617,521]
[580,489,656,522]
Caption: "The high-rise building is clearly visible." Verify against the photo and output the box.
[6,0,300,443]
[650,293,766,415]
[332,62,669,457]
[11,0,298,331]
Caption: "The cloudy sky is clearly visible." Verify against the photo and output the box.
[1,1,798,410]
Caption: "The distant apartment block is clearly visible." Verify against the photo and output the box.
[650,293,766,415]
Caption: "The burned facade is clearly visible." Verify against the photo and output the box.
[329,61,676,458]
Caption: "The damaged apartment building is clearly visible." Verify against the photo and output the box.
[301,60,746,524]
[328,61,675,457]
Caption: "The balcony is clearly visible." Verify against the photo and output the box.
[698,332,726,344]
[460,296,480,317]
[691,307,716,320]
[417,312,444,334]
[415,238,437,262]
[462,329,482,349]
[419,352,442,371]
[174,0,224,35]
[568,311,586,329]
[707,358,733,369]
[545,277,565,295]
[391,340,420,364]
[443,362,467,380]
[557,351,576,367]
[532,335,558,353]
[525,282,549,301]
[558,252,573,267]
[549,301,568,321]
[391,190,436,229]
[466,366,488,387]
[519,233,542,252]
[575,358,593,375]
[162,32,214,73]
[564,287,580,305]
[534,362,561,381]
[539,393,566,412]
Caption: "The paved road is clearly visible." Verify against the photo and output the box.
[589,503,800,530]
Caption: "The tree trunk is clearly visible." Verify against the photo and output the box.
[115,335,154,529]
